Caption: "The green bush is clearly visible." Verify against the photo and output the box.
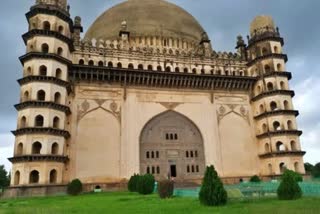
[199,165,227,206]
[277,170,302,200]
[67,179,83,196]
[249,175,261,183]
[137,174,155,195]
[312,163,320,178]
[128,174,140,192]
[158,180,174,199]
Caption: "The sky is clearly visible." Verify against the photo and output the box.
[0,0,320,171]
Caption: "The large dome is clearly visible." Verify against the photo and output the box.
[84,0,206,44]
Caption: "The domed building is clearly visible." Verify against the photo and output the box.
[6,0,305,196]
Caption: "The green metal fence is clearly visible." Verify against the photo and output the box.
[174,181,320,198]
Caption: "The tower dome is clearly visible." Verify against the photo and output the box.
[85,0,206,45]
[250,15,276,36]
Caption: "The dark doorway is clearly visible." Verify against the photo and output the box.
[170,165,177,177]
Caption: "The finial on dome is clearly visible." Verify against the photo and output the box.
[121,20,128,31]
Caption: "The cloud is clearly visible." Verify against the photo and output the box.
[0,133,14,171]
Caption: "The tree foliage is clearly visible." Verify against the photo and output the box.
[249,175,261,183]
[304,163,314,175]
[277,170,302,200]
[0,165,10,189]
[199,165,227,206]
[128,174,140,192]
[137,174,155,195]
[67,179,83,196]
[312,162,320,178]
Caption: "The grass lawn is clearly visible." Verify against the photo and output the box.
[0,192,319,214]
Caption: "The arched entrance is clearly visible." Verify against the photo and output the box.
[140,111,205,181]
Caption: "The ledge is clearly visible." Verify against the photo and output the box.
[254,110,299,120]
[15,101,71,115]
[22,29,74,51]
[248,31,284,49]
[70,65,258,91]
[252,90,295,102]
[257,130,303,139]
[26,6,73,32]
[262,71,292,80]
[259,151,306,159]
[17,76,71,94]
[8,155,69,163]
[247,53,288,67]
[12,128,70,139]
[19,52,72,66]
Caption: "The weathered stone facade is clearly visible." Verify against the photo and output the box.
[8,0,305,194]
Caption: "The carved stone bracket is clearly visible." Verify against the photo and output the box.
[217,104,250,125]
[158,102,182,110]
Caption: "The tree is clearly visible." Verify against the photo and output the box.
[128,174,140,192]
[199,165,227,206]
[277,169,302,200]
[0,165,10,189]
[304,163,314,175]
[137,174,155,195]
[67,179,83,196]
[312,162,320,178]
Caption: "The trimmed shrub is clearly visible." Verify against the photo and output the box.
[250,175,261,183]
[137,174,155,195]
[67,179,83,196]
[277,170,302,200]
[158,180,174,199]
[199,165,227,206]
[128,174,140,192]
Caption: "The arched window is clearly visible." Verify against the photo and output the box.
[291,141,297,151]
[14,171,20,185]
[156,151,159,158]
[117,62,122,68]
[17,143,23,155]
[151,151,154,159]
[41,43,49,53]
[183,68,188,73]
[196,165,199,173]
[270,101,278,111]
[146,151,150,159]
[264,65,271,73]
[32,142,42,154]
[265,143,270,153]
[259,104,265,113]
[267,82,274,91]
[152,166,155,174]
[57,47,63,56]
[49,169,57,184]
[287,120,294,130]
[147,166,150,174]
[279,163,286,174]
[23,91,29,102]
[79,59,84,65]
[43,21,51,31]
[190,151,194,158]
[225,70,229,75]
[35,115,44,127]
[56,68,62,79]
[39,65,47,76]
[277,63,282,71]
[58,25,64,34]
[262,123,268,133]
[54,92,61,104]
[108,62,113,67]
[128,63,134,69]
[216,70,221,75]
[51,143,59,155]
[37,90,46,101]
[191,165,195,173]
[165,66,171,72]
[192,68,197,74]
[138,64,144,70]
[147,65,153,71]
[262,48,268,55]
[195,151,198,158]
[98,61,104,67]
[294,162,299,173]
[175,67,180,73]
[20,116,27,128]
[88,60,94,66]
[53,117,60,129]
[268,164,273,174]
[284,100,290,110]
[201,69,205,74]
[157,66,162,71]
[29,170,40,184]
[187,165,190,173]
[186,151,189,158]
[27,67,32,75]
[280,81,285,90]
[273,121,281,131]
[276,141,286,152]
[274,46,279,53]
[156,166,160,174]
